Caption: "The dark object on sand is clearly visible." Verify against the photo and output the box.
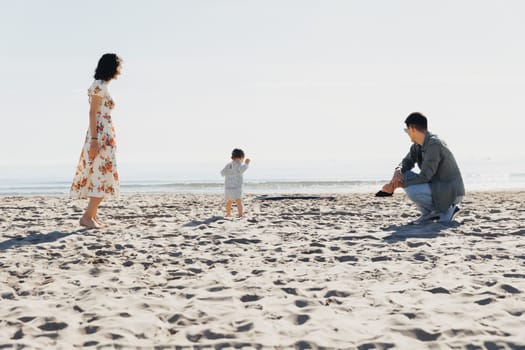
[375,190,393,197]
[255,195,336,201]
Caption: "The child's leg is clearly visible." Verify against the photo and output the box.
[226,200,233,217]
[235,199,243,217]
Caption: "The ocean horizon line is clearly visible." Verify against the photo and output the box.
[1,176,524,196]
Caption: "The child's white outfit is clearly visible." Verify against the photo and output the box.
[220,160,249,201]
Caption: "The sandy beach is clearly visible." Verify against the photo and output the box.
[0,191,524,349]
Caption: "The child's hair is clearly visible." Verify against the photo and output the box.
[231,148,245,159]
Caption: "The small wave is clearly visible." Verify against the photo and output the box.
[122,180,385,188]
[1,180,386,195]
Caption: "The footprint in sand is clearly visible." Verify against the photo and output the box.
[2,292,16,300]
[295,300,308,308]
[413,253,427,261]
[357,342,395,350]
[12,329,24,340]
[500,284,521,294]
[38,321,68,331]
[107,333,124,340]
[335,255,358,262]
[223,238,262,244]
[425,287,450,294]
[89,267,101,277]
[293,314,310,325]
[281,287,298,295]
[167,314,183,324]
[406,241,430,248]
[324,290,350,298]
[294,340,319,350]
[400,328,441,342]
[83,341,99,347]
[186,329,235,342]
[371,256,391,262]
[475,297,495,305]
[234,320,254,332]
[84,326,100,334]
[240,294,263,302]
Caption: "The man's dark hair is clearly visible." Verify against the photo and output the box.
[231,148,245,159]
[94,53,121,81]
[405,112,428,132]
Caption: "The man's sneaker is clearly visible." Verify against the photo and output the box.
[410,211,440,225]
[438,205,460,223]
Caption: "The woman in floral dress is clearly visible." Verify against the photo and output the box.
[71,53,122,228]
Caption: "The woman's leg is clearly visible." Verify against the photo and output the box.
[80,197,104,228]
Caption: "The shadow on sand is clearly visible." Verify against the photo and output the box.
[0,229,89,251]
[255,195,336,201]
[381,221,461,243]
[183,216,226,227]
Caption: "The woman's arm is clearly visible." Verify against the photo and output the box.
[88,95,103,160]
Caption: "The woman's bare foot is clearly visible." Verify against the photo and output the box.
[80,217,102,229]
[94,217,109,228]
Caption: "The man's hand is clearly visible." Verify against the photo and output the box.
[378,168,403,195]
[392,169,404,189]
[381,182,395,194]
[245,158,251,164]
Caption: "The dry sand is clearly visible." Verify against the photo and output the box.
[0,191,524,349]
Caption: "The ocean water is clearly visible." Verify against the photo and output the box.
[0,179,386,196]
[1,158,524,196]
[1,174,524,196]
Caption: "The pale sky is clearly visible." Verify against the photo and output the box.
[1,0,524,181]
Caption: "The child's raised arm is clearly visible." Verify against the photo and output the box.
[239,159,250,174]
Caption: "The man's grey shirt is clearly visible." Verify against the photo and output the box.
[400,132,465,213]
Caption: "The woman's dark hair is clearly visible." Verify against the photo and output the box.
[231,148,245,159]
[94,53,121,81]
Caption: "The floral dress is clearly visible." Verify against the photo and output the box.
[70,80,119,198]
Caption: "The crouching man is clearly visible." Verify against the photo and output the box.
[376,112,465,224]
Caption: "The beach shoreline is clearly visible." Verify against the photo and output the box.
[1,191,524,348]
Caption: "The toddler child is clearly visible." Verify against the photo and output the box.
[220,148,250,217]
